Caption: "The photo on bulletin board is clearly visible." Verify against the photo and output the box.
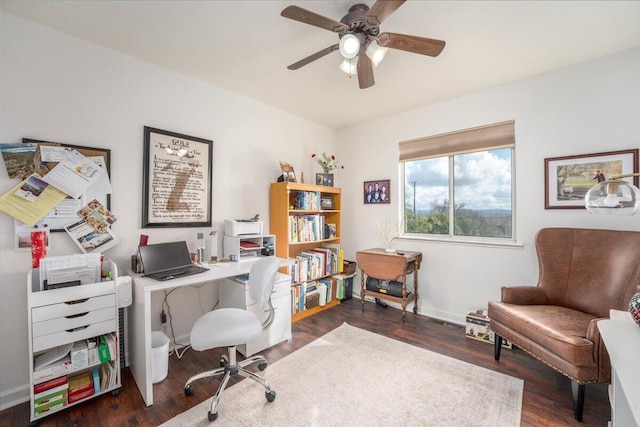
[364,179,390,204]
[14,219,50,251]
[142,126,213,228]
[18,139,112,231]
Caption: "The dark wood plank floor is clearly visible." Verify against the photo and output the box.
[1,299,610,426]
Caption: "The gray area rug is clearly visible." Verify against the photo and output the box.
[162,323,523,426]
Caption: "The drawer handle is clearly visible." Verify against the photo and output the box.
[65,298,89,305]
[66,325,89,332]
[66,312,89,319]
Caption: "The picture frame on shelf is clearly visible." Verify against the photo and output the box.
[142,126,213,228]
[280,161,297,182]
[544,149,638,209]
[316,173,334,187]
[320,195,334,210]
[364,179,390,204]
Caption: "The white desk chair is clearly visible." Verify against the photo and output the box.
[184,257,281,422]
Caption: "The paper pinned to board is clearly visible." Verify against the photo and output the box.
[41,149,106,199]
[0,174,67,227]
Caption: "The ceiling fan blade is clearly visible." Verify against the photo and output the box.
[357,55,375,89]
[281,5,348,33]
[366,0,406,25]
[379,32,446,57]
[287,44,339,70]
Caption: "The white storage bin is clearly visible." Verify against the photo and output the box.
[151,331,170,384]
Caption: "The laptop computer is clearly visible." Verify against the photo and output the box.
[138,241,208,281]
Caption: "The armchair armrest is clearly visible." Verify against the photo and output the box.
[501,286,548,305]
[589,318,611,383]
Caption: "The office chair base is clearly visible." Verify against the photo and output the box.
[184,346,276,422]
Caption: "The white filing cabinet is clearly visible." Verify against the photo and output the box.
[27,260,121,426]
[598,317,640,427]
[219,272,291,357]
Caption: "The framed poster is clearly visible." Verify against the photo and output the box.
[18,139,112,231]
[142,127,213,228]
[544,149,638,209]
[364,179,390,204]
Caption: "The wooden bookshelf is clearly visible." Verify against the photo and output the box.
[270,182,342,322]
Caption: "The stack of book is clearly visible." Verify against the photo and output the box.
[33,376,68,416]
[68,372,94,404]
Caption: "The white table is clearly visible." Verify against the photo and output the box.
[129,260,260,406]
[598,318,640,427]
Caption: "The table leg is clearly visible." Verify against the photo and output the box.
[360,271,365,312]
[413,268,419,314]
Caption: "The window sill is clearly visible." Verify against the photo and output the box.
[398,235,524,249]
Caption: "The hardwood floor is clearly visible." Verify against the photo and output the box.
[2,299,610,426]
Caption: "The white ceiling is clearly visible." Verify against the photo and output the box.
[1,1,639,129]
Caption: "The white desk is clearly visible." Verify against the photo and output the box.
[129,260,259,406]
[598,318,640,427]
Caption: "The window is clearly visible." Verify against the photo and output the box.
[399,121,515,240]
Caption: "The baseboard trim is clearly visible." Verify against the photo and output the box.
[0,383,29,411]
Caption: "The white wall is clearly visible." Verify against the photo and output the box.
[0,11,336,409]
[338,47,640,322]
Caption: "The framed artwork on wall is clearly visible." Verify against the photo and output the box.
[364,179,390,204]
[142,126,213,228]
[544,149,639,209]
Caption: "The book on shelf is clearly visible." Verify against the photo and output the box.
[34,375,67,395]
[34,384,68,407]
[288,214,325,243]
[92,367,101,394]
[68,371,94,403]
[33,356,72,384]
[35,398,67,415]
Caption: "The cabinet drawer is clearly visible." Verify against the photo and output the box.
[32,294,115,323]
[32,307,116,338]
[30,281,115,308]
[241,293,292,356]
[246,277,291,305]
[33,319,117,353]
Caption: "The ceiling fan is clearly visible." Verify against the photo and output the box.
[281,0,446,89]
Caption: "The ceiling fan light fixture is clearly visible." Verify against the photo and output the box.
[366,41,388,67]
[339,34,360,59]
[339,56,358,77]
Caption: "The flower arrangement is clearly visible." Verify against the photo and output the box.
[312,152,344,173]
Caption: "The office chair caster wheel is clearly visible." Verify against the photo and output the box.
[184,385,194,396]
[208,411,218,422]
[220,355,228,367]
[258,362,268,371]
[265,390,276,402]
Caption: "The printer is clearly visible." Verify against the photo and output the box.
[224,219,263,236]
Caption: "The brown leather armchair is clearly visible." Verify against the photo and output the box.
[488,227,640,421]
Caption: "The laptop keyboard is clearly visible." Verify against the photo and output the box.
[147,265,207,281]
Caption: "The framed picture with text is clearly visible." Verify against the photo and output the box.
[142,126,213,227]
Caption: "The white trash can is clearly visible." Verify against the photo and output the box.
[151,331,170,384]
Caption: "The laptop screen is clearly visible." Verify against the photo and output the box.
[138,241,192,274]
